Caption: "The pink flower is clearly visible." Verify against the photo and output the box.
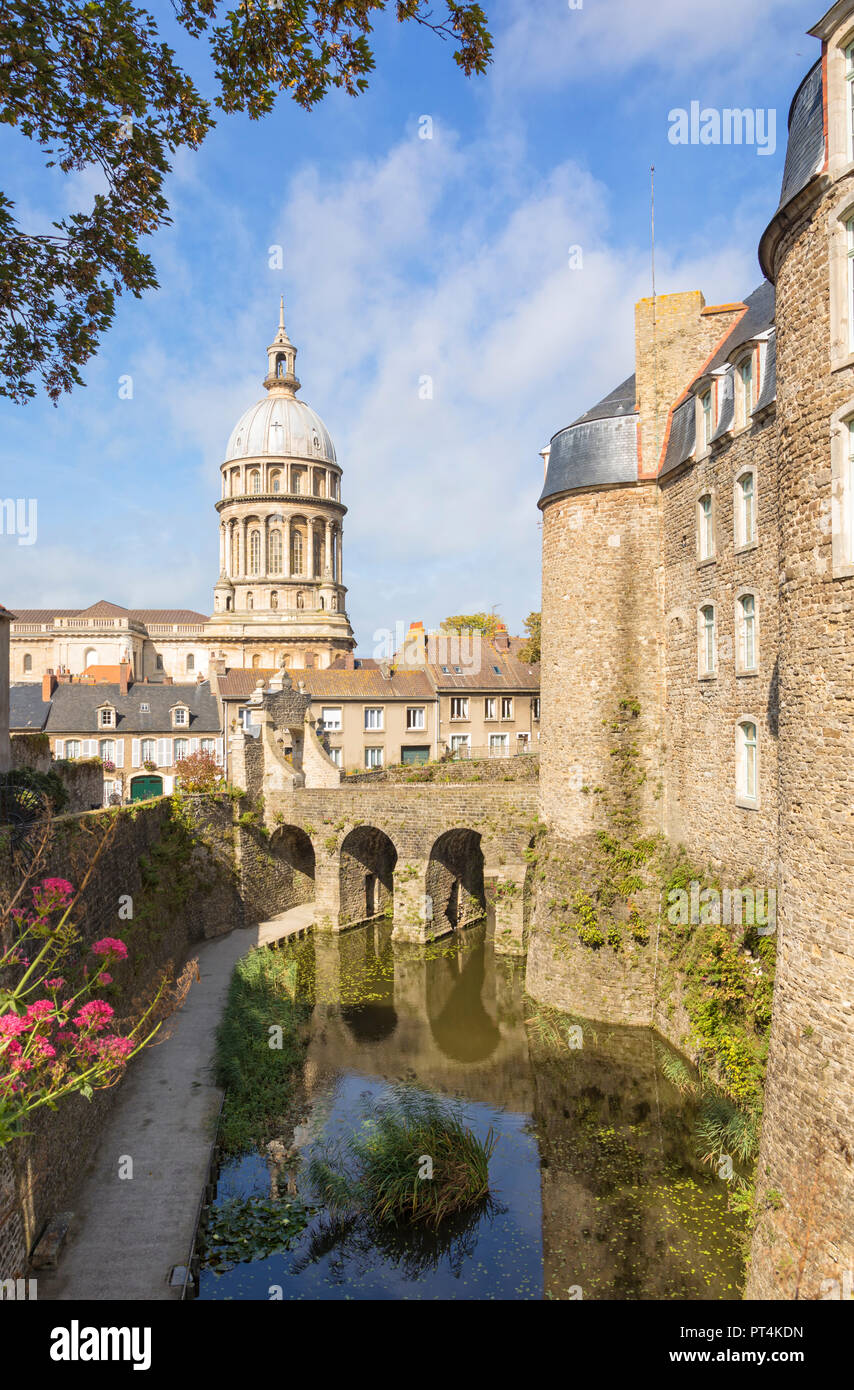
[31,879,74,914]
[31,1037,56,1059]
[45,978,66,990]
[91,937,128,960]
[97,1035,134,1063]
[26,999,56,1019]
[73,1000,115,1031]
[96,973,113,986]
[0,1014,32,1038]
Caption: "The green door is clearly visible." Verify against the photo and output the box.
[130,775,163,802]
[401,746,430,765]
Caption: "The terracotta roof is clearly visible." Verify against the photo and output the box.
[9,605,208,626]
[77,599,131,618]
[217,667,434,701]
[82,665,125,682]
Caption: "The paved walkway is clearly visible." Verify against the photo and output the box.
[40,903,315,1301]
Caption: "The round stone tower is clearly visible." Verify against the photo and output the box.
[205,301,355,670]
[748,18,854,1300]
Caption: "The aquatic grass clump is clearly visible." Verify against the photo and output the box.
[308,1087,496,1228]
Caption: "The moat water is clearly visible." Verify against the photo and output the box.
[198,920,744,1300]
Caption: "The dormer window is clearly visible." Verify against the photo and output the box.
[98,706,116,729]
[172,705,188,728]
[736,353,755,428]
[701,390,713,447]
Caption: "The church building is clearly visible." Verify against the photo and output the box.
[9,304,356,682]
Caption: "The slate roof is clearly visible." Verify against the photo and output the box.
[539,380,639,505]
[759,59,825,280]
[422,648,540,692]
[10,684,51,731]
[660,283,776,477]
[43,681,221,734]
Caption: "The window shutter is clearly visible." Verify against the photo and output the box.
[131,739,140,768]
[215,738,224,763]
[157,738,170,767]
[115,741,125,768]
[85,739,97,757]
[190,738,199,754]
[55,739,64,758]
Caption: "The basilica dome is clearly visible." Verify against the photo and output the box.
[224,395,337,465]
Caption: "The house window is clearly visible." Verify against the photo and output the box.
[365,746,384,769]
[156,655,163,670]
[450,697,469,721]
[736,471,755,546]
[501,696,513,720]
[249,469,261,494]
[23,653,32,672]
[532,697,541,720]
[450,733,470,752]
[200,739,216,755]
[271,471,282,494]
[364,707,384,731]
[489,733,509,754]
[737,720,758,804]
[173,707,188,727]
[484,697,497,720]
[99,707,115,728]
[406,706,425,730]
[699,605,716,677]
[186,654,195,672]
[321,706,342,731]
[328,747,342,767]
[737,594,757,671]
[291,530,304,573]
[141,738,156,763]
[698,494,715,561]
[736,354,754,428]
[174,738,189,762]
[99,739,115,763]
[66,740,81,759]
[701,389,713,447]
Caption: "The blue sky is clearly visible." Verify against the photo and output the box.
[0,0,817,652]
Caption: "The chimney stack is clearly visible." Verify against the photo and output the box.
[42,671,57,702]
[119,661,131,696]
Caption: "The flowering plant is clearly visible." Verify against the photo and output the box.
[0,836,163,1146]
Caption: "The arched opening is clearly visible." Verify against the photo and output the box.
[426,828,485,936]
[186,653,195,672]
[270,825,315,905]
[23,653,32,673]
[339,826,397,928]
[83,648,97,669]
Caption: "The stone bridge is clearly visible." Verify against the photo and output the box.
[228,672,539,954]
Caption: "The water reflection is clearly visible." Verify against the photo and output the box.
[199,920,743,1301]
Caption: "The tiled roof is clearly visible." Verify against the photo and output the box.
[82,665,125,682]
[0,604,17,621]
[10,606,209,626]
[218,667,435,701]
[44,681,221,735]
[423,650,540,692]
[10,684,51,731]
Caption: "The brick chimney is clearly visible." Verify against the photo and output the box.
[42,671,57,701]
[119,661,131,696]
[493,622,510,653]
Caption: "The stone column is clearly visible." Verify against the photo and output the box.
[336,527,343,583]
[308,519,316,579]
[487,862,529,957]
[324,520,332,576]
[260,515,268,578]
[240,518,247,577]
[283,518,291,578]
[391,859,432,945]
[219,524,226,573]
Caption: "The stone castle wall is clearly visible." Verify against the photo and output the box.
[746,169,854,1300]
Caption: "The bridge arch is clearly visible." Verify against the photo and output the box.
[339,826,398,928]
[270,824,316,904]
[426,827,485,936]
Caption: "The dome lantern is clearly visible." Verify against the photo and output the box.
[264,297,301,395]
